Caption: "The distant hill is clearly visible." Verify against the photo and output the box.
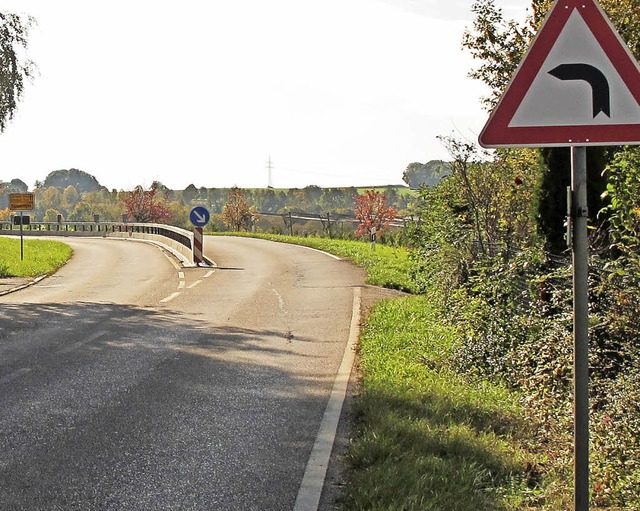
[43,168,103,193]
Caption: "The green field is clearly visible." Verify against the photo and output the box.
[0,237,73,278]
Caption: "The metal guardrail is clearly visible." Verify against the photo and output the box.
[0,220,196,265]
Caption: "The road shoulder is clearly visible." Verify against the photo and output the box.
[318,285,408,510]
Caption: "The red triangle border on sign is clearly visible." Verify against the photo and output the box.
[479,0,640,148]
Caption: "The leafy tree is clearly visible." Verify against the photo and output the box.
[167,202,192,230]
[354,190,397,238]
[83,189,121,222]
[301,185,323,213]
[599,0,640,58]
[122,183,171,223]
[402,161,451,189]
[222,187,253,231]
[67,202,92,222]
[437,135,541,254]
[0,12,35,132]
[40,186,62,212]
[61,185,80,211]
[321,188,350,212]
[43,169,102,193]
[303,185,322,202]
[43,208,62,222]
[182,184,198,204]
[402,178,472,295]
[0,179,29,193]
[8,178,27,192]
[256,188,281,214]
[462,0,538,110]
[208,188,227,213]
[0,178,29,209]
[464,0,640,109]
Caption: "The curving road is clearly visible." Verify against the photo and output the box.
[0,236,366,510]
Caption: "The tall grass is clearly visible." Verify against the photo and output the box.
[341,296,534,510]
[0,237,73,277]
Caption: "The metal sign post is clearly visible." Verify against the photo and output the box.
[19,212,25,261]
[9,193,35,262]
[571,147,589,510]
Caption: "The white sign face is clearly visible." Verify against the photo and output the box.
[510,10,640,128]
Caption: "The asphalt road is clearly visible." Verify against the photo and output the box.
[0,236,366,510]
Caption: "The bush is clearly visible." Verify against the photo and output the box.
[591,368,640,507]
[447,247,640,508]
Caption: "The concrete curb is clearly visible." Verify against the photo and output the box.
[0,275,48,297]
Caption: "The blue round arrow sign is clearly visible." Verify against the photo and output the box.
[190,206,210,227]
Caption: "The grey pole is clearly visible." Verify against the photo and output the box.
[19,211,24,261]
[571,146,589,511]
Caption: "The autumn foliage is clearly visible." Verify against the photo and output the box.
[222,186,253,231]
[122,182,171,223]
[354,190,397,238]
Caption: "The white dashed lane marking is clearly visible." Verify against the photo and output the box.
[160,265,214,303]
[160,292,182,303]
[56,330,109,355]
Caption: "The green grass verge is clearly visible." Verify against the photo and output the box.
[0,237,73,278]
[209,232,418,293]
[342,296,536,510]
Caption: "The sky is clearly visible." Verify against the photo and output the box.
[0,0,533,191]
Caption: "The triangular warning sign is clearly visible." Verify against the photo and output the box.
[479,0,640,148]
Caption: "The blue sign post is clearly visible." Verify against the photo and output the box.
[190,206,210,227]
[190,206,210,266]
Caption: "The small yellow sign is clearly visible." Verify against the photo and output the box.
[9,193,35,211]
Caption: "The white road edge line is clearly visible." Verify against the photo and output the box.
[293,286,361,511]
[296,245,342,261]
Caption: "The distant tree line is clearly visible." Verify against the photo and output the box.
[0,169,416,236]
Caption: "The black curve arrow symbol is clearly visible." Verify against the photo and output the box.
[548,63,611,118]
